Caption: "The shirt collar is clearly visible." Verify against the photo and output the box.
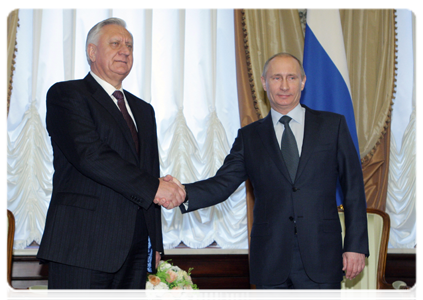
[271,103,305,127]
[90,71,124,97]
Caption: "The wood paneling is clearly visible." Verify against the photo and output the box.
[385,254,416,288]
[161,254,250,289]
[11,255,48,289]
[10,253,414,289]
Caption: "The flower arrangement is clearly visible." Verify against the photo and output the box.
[146,260,198,290]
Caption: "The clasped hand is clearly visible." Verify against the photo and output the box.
[154,175,185,209]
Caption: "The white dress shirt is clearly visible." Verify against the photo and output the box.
[271,103,305,156]
[90,71,137,129]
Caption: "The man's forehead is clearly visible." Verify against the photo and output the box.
[269,56,300,68]
[101,24,132,38]
[267,59,301,75]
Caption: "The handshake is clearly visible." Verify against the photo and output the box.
[154,175,185,209]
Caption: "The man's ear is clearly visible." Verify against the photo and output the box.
[87,44,97,63]
[261,76,267,91]
[301,75,306,91]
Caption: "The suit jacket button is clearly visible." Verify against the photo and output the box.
[292,187,299,192]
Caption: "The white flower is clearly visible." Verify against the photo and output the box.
[175,270,184,281]
[145,281,154,289]
[145,289,157,300]
[158,261,172,272]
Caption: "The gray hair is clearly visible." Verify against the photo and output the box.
[85,17,130,65]
[262,52,306,79]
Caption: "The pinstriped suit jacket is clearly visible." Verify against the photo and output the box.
[37,73,163,273]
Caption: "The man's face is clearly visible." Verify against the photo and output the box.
[261,56,306,115]
[88,24,133,88]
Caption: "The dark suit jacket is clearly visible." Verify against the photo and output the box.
[181,105,369,285]
[37,73,163,273]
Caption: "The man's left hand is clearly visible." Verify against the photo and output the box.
[342,252,365,280]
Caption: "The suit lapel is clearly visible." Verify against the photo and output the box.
[257,113,292,183]
[295,107,321,181]
[257,107,323,184]
[84,74,140,161]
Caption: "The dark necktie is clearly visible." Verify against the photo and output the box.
[113,90,139,154]
[280,116,299,182]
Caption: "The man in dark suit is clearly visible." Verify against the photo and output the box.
[37,17,185,289]
[158,53,369,289]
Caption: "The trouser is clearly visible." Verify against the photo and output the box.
[48,209,148,300]
[256,236,341,289]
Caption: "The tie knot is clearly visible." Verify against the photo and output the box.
[279,115,292,126]
[113,90,124,101]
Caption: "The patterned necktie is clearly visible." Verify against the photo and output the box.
[279,116,299,182]
[113,90,139,154]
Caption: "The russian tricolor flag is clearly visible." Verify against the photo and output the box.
[300,9,360,206]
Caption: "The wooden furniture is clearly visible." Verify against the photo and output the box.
[162,254,250,289]
[7,210,15,287]
[339,208,392,289]
[5,209,47,300]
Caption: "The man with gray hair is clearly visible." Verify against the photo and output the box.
[37,17,185,289]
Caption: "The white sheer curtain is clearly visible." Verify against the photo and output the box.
[7,8,247,250]
[386,10,416,249]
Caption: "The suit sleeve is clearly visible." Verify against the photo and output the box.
[180,129,248,213]
[337,115,369,256]
[46,83,159,210]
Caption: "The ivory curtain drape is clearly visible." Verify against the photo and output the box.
[340,10,397,212]
[7,9,247,250]
[340,10,396,161]
[386,10,416,249]
[7,10,19,116]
